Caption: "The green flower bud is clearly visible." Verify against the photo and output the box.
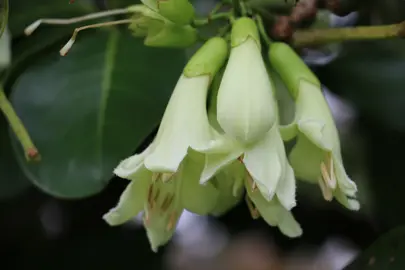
[145,23,197,48]
[268,42,359,211]
[217,17,277,145]
[127,5,197,48]
[268,42,320,99]
[231,17,260,49]
[141,0,195,25]
[184,37,228,79]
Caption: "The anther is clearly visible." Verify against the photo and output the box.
[166,212,177,231]
[318,177,333,201]
[245,195,260,219]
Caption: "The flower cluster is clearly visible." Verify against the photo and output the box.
[103,1,359,252]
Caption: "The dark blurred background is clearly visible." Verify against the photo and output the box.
[2,0,405,269]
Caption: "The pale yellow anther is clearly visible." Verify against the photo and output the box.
[320,153,337,191]
[246,172,258,192]
[252,180,257,191]
[166,212,177,231]
[320,162,331,186]
[144,212,150,226]
[153,188,160,202]
[318,177,333,201]
[328,156,337,189]
[160,194,175,212]
[152,173,160,182]
[245,195,260,219]
[148,184,154,203]
[161,173,175,182]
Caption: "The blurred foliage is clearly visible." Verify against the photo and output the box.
[1,0,405,269]
[346,226,405,269]
[10,29,185,198]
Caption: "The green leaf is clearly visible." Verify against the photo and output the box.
[317,40,405,131]
[0,0,8,37]
[106,0,140,9]
[9,29,186,198]
[345,226,405,270]
[9,0,96,37]
[0,114,31,200]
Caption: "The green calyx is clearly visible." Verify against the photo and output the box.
[231,17,261,49]
[141,0,195,25]
[268,42,320,99]
[127,4,197,48]
[183,37,229,79]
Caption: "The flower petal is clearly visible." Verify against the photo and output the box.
[289,134,324,183]
[114,142,155,179]
[334,188,360,211]
[277,208,303,238]
[103,168,151,226]
[144,75,214,173]
[333,153,358,196]
[247,190,279,226]
[144,210,183,252]
[200,146,244,184]
[276,163,297,210]
[298,119,333,151]
[179,151,220,215]
[244,127,285,200]
[209,161,245,216]
[217,38,277,144]
[295,80,337,151]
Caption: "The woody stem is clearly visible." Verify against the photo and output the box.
[292,21,405,46]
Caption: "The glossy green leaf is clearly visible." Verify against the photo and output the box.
[106,0,140,9]
[317,40,405,131]
[371,0,405,24]
[0,114,31,199]
[9,29,186,198]
[0,0,8,37]
[346,226,405,270]
[9,0,96,36]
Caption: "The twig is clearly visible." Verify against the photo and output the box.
[292,21,405,47]
[0,87,40,161]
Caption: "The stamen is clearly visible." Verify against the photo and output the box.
[160,196,170,211]
[152,172,160,182]
[153,187,160,202]
[161,194,175,212]
[318,177,333,201]
[240,157,258,192]
[147,184,153,203]
[320,162,332,186]
[161,173,174,182]
[143,212,150,226]
[166,212,177,231]
[246,172,258,192]
[245,195,260,219]
[24,9,131,36]
[252,180,257,191]
[328,154,337,189]
[60,19,132,56]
